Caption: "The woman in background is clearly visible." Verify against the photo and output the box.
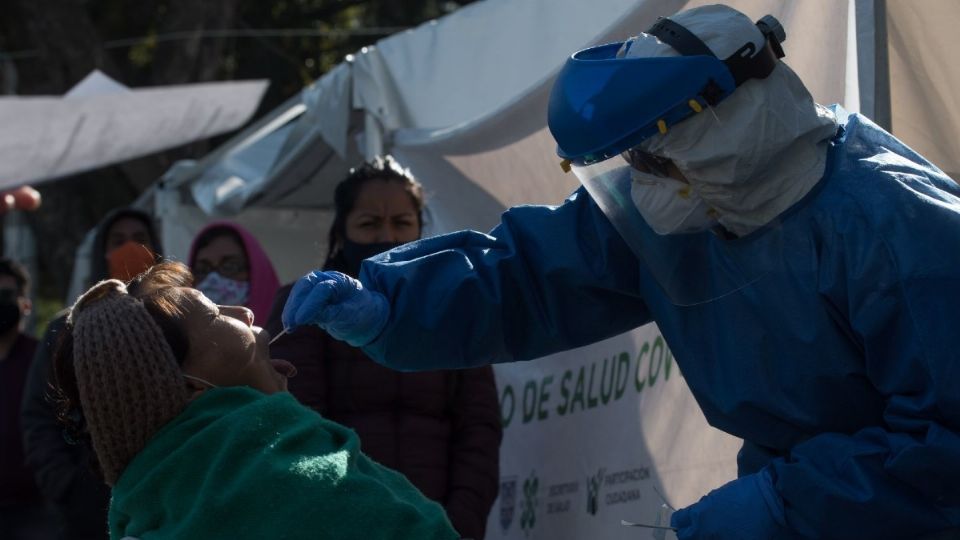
[267,156,502,540]
[189,221,279,325]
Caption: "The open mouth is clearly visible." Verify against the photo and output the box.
[269,358,298,378]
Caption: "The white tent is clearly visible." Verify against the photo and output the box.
[144,1,960,537]
[0,72,268,187]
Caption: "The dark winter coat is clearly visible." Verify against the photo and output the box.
[1,334,40,507]
[20,315,110,540]
[267,284,502,540]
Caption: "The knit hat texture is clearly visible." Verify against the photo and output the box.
[69,279,190,485]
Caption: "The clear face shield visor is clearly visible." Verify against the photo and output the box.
[571,152,782,306]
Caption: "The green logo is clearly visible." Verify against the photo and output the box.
[586,467,605,516]
[520,470,539,534]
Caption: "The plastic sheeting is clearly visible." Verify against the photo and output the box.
[0,77,267,187]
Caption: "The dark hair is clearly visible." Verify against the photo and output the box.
[52,262,195,458]
[192,226,246,259]
[0,258,29,296]
[325,155,425,269]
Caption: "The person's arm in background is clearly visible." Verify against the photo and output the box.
[266,285,328,413]
[357,187,651,371]
[20,315,76,503]
[21,315,110,538]
[443,366,502,540]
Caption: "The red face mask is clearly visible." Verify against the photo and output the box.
[107,241,156,281]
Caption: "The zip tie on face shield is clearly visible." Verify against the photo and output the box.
[688,99,703,113]
[560,159,572,173]
[657,119,668,135]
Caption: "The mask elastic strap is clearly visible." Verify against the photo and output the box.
[183,374,219,389]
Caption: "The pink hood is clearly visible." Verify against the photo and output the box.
[188,221,280,326]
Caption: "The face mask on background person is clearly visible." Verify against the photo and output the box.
[629,170,717,235]
[108,241,157,281]
[0,289,22,334]
[341,239,403,278]
[196,271,250,306]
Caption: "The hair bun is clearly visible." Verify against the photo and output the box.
[68,279,129,325]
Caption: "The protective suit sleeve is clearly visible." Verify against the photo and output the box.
[359,187,651,370]
[767,186,960,538]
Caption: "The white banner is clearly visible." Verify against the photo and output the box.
[486,323,742,540]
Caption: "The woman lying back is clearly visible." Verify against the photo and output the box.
[54,261,459,540]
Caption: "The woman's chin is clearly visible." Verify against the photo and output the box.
[269,358,297,378]
[268,358,296,392]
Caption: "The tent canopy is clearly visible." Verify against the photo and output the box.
[0,71,267,188]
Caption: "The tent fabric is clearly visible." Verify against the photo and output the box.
[353,0,659,133]
[181,0,853,230]
[0,79,267,187]
[64,70,129,99]
[886,0,960,180]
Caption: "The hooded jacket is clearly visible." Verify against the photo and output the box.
[88,208,163,285]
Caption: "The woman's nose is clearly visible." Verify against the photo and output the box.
[220,305,254,327]
[376,226,398,243]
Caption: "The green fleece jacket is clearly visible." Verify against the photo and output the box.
[109,387,458,540]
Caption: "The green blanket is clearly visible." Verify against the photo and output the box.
[110,387,458,540]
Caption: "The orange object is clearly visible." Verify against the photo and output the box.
[107,242,157,281]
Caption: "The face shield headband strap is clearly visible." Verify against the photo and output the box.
[646,15,786,97]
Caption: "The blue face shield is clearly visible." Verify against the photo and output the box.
[548,15,786,165]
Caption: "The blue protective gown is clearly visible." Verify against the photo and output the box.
[359,110,960,539]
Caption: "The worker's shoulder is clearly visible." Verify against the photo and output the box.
[817,116,959,221]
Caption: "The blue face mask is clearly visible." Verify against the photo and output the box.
[196,271,250,306]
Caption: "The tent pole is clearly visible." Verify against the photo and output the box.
[364,112,385,160]
[871,0,891,131]
[856,0,891,131]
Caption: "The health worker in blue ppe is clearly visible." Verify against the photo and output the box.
[282,4,960,539]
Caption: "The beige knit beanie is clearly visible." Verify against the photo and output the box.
[68,279,190,486]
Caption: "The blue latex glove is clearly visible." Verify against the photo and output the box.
[282,270,389,347]
[671,469,789,540]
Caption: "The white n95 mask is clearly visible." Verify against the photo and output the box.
[629,171,716,235]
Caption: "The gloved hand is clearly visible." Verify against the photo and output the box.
[671,468,788,540]
[282,270,389,347]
